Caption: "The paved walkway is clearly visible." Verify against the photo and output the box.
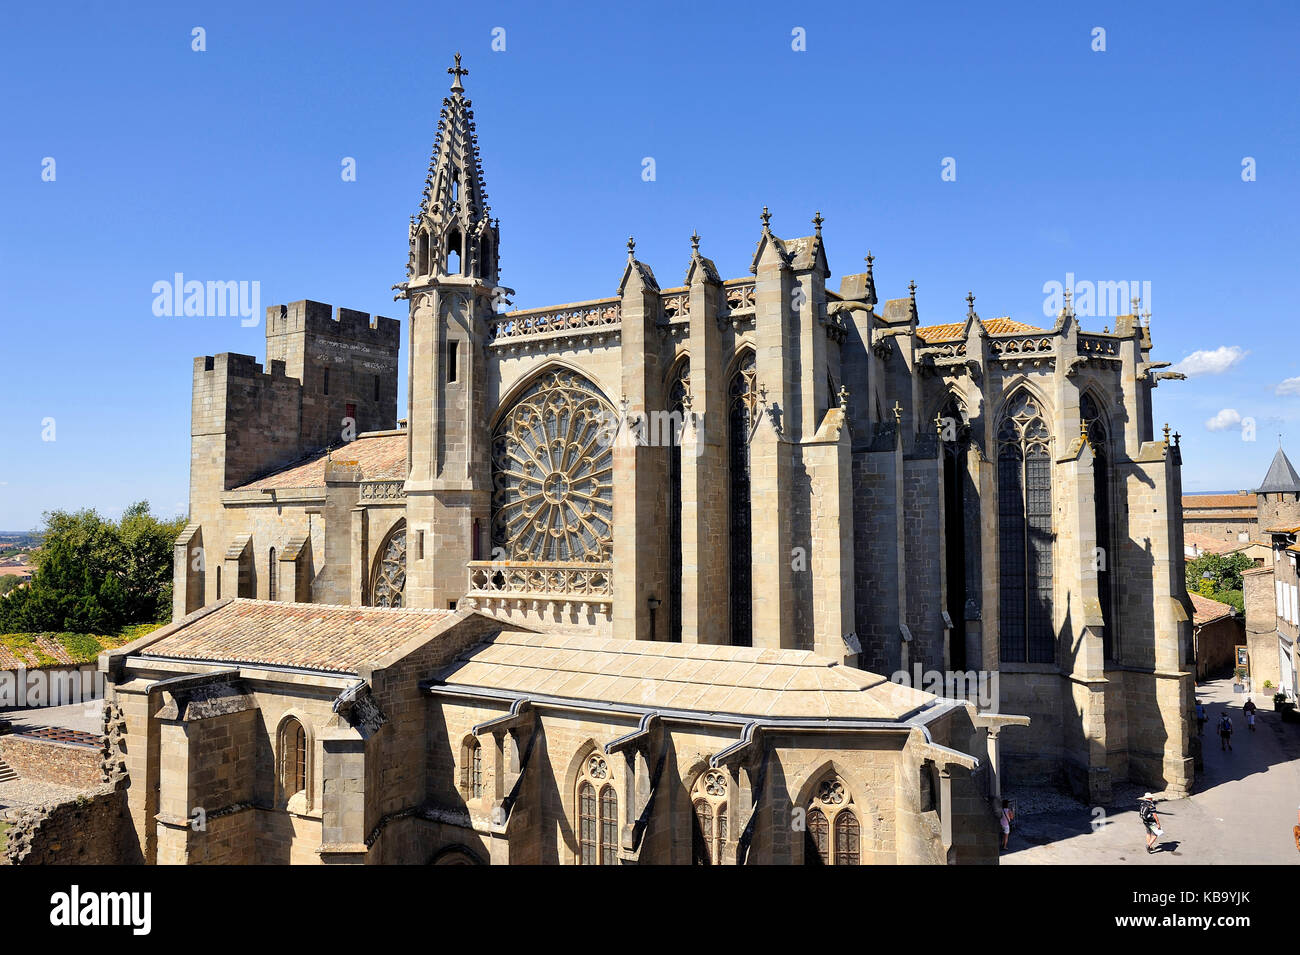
[1,699,103,734]
[1004,678,1300,864]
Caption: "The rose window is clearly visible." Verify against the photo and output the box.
[491,369,614,562]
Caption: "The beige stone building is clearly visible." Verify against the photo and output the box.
[103,599,1011,864]
[104,55,1201,865]
[1241,448,1300,697]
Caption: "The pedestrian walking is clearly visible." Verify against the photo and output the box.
[1139,793,1163,854]
[1244,698,1257,732]
[999,799,1014,850]
[1218,712,1234,751]
[1195,701,1207,736]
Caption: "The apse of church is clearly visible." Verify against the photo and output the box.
[172,55,1193,802]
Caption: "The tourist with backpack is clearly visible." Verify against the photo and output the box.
[1218,712,1234,751]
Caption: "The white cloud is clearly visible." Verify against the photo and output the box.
[1275,376,1300,396]
[1204,409,1243,432]
[1170,345,1248,377]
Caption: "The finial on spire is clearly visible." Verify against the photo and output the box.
[935,412,946,437]
[863,251,878,308]
[690,229,700,254]
[812,211,824,236]
[627,236,636,259]
[1162,422,1171,446]
[966,291,976,317]
[448,52,469,93]
[760,206,772,231]
[908,280,917,299]
[1173,430,1181,447]
[1142,307,1151,327]
[1131,294,1141,315]
[892,400,903,424]
[838,384,850,413]
[1063,287,1072,312]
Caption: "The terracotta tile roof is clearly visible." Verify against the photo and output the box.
[235,432,407,490]
[0,635,83,670]
[916,318,1042,343]
[1265,524,1300,535]
[1189,592,1235,626]
[1183,533,1240,556]
[137,599,455,674]
[437,630,935,720]
[1182,493,1256,510]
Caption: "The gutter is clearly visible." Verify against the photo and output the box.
[422,680,976,766]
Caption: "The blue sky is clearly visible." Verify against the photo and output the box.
[1,0,1298,529]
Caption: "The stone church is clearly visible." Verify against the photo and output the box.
[103,56,1194,865]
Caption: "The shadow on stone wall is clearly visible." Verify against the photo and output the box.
[3,777,142,865]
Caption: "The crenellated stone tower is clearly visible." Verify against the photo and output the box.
[400,53,505,610]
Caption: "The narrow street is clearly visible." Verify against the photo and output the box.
[1004,678,1300,864]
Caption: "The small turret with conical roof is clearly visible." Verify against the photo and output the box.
[1256,443,1300,531]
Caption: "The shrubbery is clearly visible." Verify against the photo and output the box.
[0,502,184,634]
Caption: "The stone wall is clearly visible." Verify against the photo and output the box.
[3,780,139,865]
[1194,615,1241,682]
[0,734,101,789]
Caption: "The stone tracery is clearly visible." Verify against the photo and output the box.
[491,369,615,563]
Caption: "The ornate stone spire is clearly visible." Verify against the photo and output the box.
[760,206,772,233]
[408,54,498,284]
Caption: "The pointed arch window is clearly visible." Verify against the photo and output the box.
[804,775,861,865]
[997,390,1055,663]
[576,753,617,865]
[940,396,972,671]
[446,230,462,275]
[278,717,309,809]
[417,231,431,276]
[369,521,407,607]
[728,353,757,647]
[668,360,690,643]
[691,769,728,865]
[461,737,483,799]
[491,369,614,563]
[1082,393,1116,661]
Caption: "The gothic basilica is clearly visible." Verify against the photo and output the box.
[102,57,1194,865]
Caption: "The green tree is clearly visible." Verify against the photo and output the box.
[1185,552,1251,613]
[0,502,185,634]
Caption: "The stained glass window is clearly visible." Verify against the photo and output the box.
[997,390,1054,663]
[728,353,757,647]
[491,369,614,563]
[370,523,407,608]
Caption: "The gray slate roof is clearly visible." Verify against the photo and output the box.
[1257,448,1300,494]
